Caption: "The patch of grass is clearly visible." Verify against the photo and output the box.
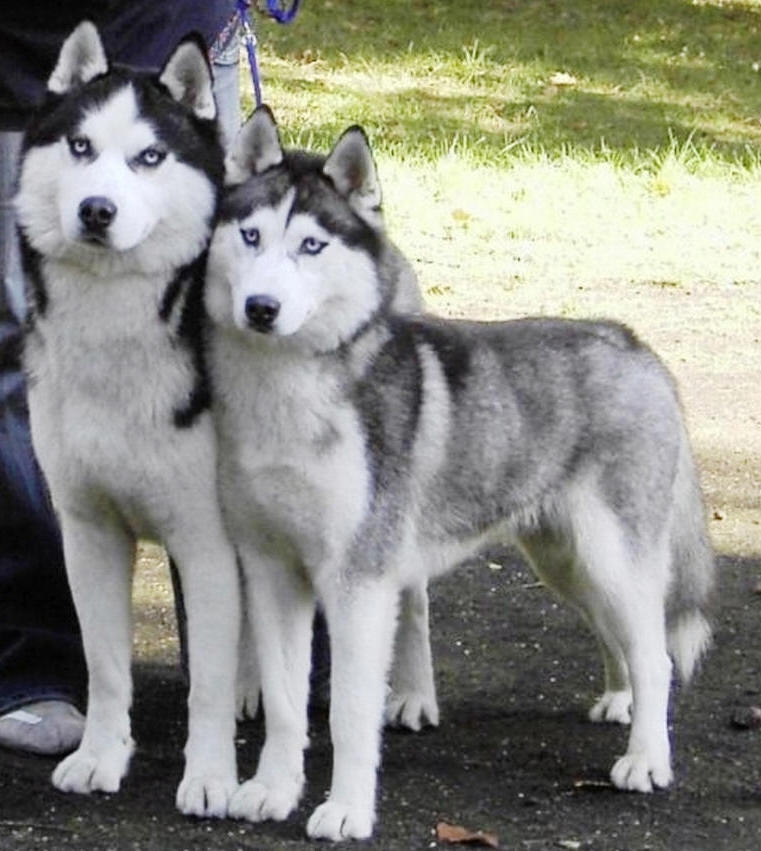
[245,0,761,173]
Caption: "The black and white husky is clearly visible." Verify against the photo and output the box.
[206,106,716,840]
[14,23,241,817]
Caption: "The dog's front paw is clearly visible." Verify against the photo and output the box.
[306,799,374,841]
[610,751,672,793]
[229,776,302,822]
[385,688,439,732]
[52,738,134,795]
[589,690,632,725]
[176,772,237,818]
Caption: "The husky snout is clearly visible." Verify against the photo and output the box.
[78,195,117,241]
[245,294,280,332]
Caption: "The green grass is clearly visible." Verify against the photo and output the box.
[245,0,761,173]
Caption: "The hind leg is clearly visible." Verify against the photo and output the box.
[567,500,673,791]
[519,533,631,726]
[587,636,632,725]
[386,579,439,731]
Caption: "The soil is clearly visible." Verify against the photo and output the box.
[1,547,760,851]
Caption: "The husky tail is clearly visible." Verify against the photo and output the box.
[666,428,715,684]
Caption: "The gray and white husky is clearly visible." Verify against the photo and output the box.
[206,106,716,841]
[15,23,240,817]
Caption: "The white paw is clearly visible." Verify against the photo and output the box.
[589,690,632,725]
[52,738,134,795]
[229,776,302,822]
[610,751,673,793]
[385,689,440,731]
[306,799,374,841]
[176,772,237,818]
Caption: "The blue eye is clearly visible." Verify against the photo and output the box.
[300,236,327,255]
[135,146,166,168]
[240,227,260,247]
[68,136,93,159]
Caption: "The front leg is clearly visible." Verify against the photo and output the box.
[52,512,136,795]
[307,576,399,841]
[229,550,315,823]
[167,518,240,818]
[386,579,439,731]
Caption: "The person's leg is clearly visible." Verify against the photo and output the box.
[0,130,86,754]
[211,21,241,147]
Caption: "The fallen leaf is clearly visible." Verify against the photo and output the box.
[436,821,499,848]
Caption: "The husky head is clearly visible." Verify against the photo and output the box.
[207,106,392,352]
[15,21,224,277]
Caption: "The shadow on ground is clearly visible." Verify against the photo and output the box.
[1,550,760,850]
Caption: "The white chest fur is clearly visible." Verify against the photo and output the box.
[25,259,207,529]
[211,332,371,572]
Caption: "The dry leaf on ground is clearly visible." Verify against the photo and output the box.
[436,820,499,848]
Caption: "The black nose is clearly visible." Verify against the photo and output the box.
[245,295,280,332]
[78,196,117,232]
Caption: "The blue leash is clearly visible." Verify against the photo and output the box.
[236,0,302,107]
[264,0,302,25]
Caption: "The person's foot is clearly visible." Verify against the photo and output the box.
[0,700,84,755]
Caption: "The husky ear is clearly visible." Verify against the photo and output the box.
[323,126,382,221]
[159,35,216,120]
[225,105,284,184]
[47,21,109,94]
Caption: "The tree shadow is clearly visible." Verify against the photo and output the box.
[260,0,761,164]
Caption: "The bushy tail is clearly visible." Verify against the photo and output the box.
[666,431,716,684]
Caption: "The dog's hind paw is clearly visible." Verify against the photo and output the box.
[229,777,302,822]
[52,738,134,795]
[176,773,237,818]
[610,751,673,793]
[385,690,439,732]
[588,689,632,725]
[306,799,374,841]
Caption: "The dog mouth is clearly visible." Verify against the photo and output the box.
[79,230,111,247]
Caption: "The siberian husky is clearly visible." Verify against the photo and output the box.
[15,23,241,817]
[206,106,716,840]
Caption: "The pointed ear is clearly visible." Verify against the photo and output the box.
[225,105,284,184]
[323,126,382,221]
[159,34,216,120]
[47,21,109,94]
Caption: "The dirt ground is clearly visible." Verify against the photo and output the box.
[1,550,760,851]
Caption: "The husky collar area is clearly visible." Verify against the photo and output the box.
[207,106,715,841]
[14,22,242,818]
